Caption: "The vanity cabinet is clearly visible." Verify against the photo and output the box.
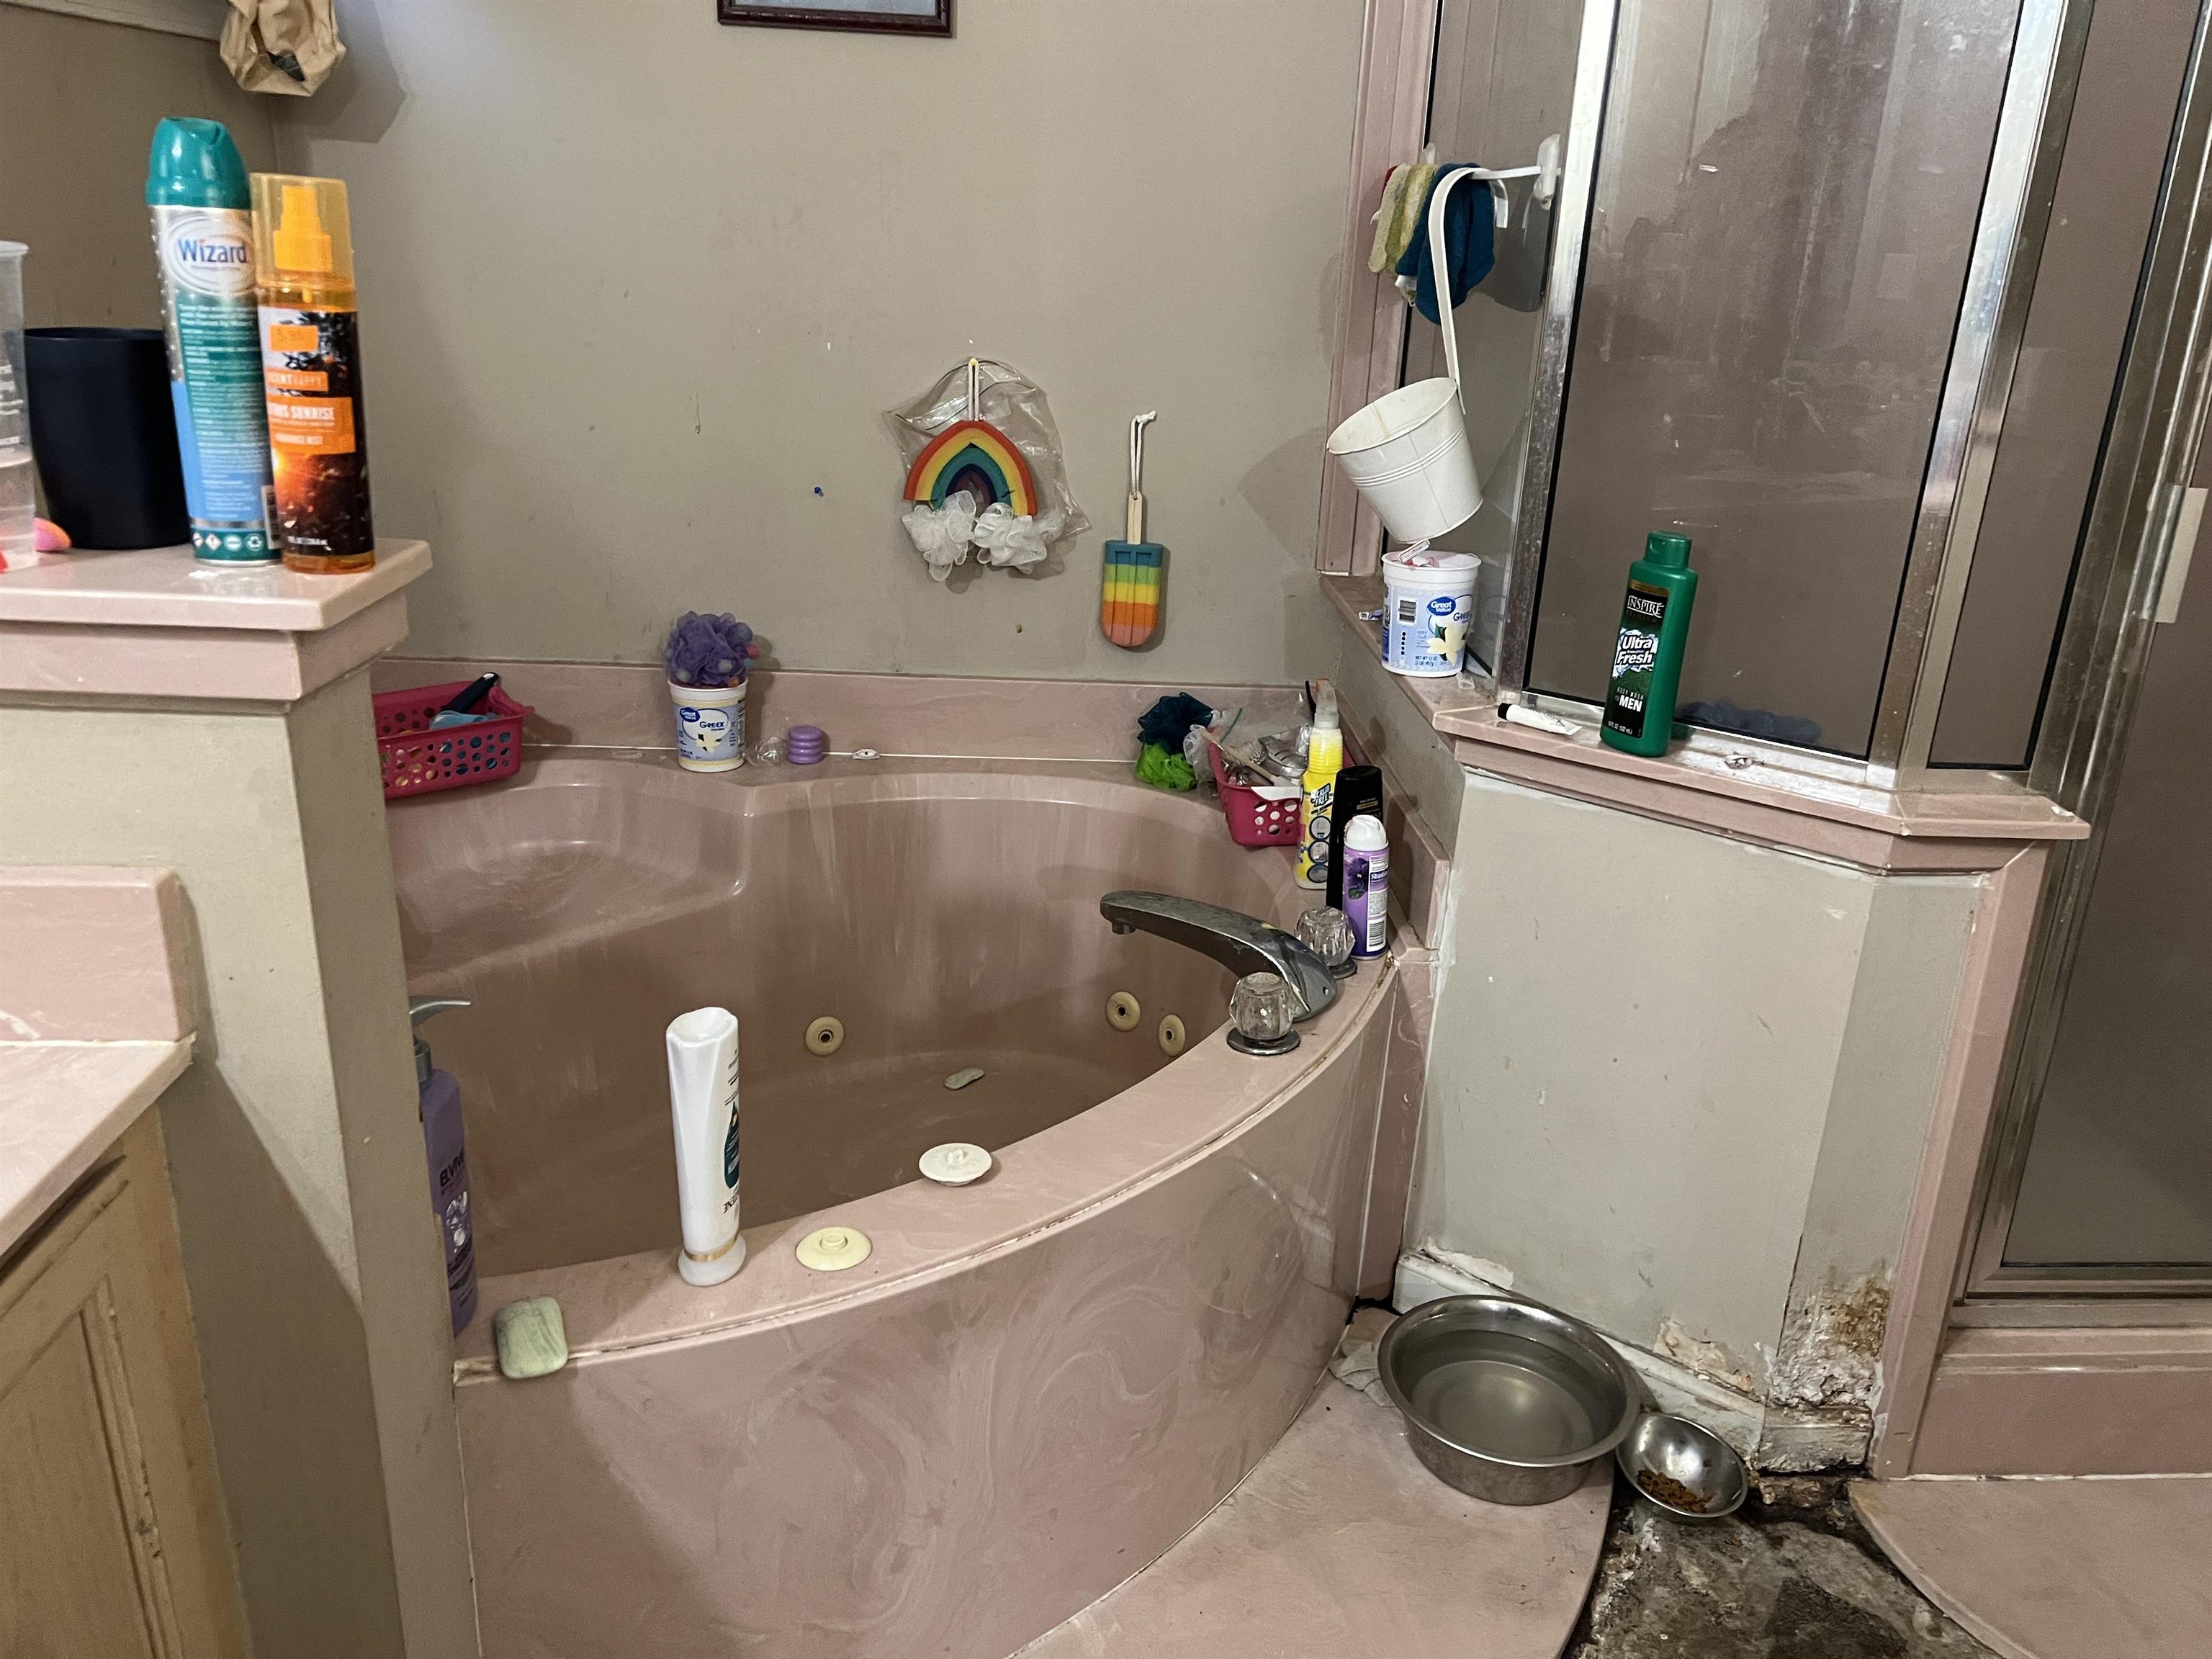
[0,1111,243,1658]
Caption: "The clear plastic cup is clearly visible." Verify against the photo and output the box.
[0,243,34,567]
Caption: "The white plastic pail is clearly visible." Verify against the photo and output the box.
[1326,379,1481,543]
[1326,166,1491,542]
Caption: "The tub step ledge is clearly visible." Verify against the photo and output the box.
[1013,1308,1609,1658]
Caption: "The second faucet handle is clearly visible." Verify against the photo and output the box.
[1228,972,1301,1056]
[1298,906,1358,979]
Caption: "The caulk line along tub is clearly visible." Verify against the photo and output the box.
[147,118,275,563]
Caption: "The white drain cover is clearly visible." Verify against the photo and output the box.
[919,1142,993,1186]
[795,1226,872,1271]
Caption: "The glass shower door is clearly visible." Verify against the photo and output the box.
[1996,462,2212,1284]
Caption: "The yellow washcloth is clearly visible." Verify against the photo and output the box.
[1369,165,1412,273]
[1371,147,1438,275]
[1391,159,1438,267]
[1371,151,1442,279]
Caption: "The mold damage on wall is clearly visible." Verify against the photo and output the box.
[1401,773,1983,1479]
[1398,1244,1893,1475]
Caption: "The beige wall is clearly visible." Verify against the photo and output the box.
[0,676,478,1659]
[0,6,282,328]
[0,19,477,1647]
[276,0,1361,684]
[1407,770,1977,1466]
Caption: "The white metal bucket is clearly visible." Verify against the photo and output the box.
[1326,166,1491,544]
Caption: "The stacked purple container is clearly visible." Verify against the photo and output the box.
[785,724,827,765]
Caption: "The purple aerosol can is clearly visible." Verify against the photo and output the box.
[1341,814,1390,959]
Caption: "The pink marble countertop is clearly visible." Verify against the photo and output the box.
[1,868,196,1043]
[0,539,429,631]
[0,1038,192,1258]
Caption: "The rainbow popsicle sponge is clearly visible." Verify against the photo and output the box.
[1100,411,1164,649]
[1102,542,1164,647]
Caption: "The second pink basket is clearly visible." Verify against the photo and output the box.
[1210,744,1303,848]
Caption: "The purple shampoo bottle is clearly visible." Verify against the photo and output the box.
[410,998,477,1335]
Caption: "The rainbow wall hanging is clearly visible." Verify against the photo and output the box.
[902,418,1039,518]
[889,358,1087,583]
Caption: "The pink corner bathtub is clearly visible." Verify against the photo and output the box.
[387,755,1403,1659]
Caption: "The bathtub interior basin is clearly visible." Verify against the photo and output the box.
[388,756,1307,1277]
[388,750,1411,1659]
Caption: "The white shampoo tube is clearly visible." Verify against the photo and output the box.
[666,1007,745,1286]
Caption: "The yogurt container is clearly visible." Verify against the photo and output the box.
[1382,551,1480,677]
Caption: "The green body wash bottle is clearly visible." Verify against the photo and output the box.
[1600,531,1696,757]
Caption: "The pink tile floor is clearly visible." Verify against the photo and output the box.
[1855,1474,2212,1659]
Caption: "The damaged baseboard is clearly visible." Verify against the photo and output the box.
[1393,1249,1870,1473]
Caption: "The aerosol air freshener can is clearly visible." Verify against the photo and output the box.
[146,119,276,563]
[1341,814,1390,958]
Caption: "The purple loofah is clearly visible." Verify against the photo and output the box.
[664,612,760,688]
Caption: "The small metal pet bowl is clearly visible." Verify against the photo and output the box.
[1615,1411,1749,1519]
[1378,1295,1640,1506]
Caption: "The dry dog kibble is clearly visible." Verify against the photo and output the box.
[1636,1467,1709,1513]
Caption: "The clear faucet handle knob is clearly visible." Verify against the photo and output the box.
[1228,971,1300,1055]
[1298,905,1357,976]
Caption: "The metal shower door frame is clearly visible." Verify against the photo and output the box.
[1320,0,2112,796]
[1960,0,2212,1303]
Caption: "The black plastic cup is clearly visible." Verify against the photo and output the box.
[25,327,191,550]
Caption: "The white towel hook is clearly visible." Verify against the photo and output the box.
[1536,133,1563,205]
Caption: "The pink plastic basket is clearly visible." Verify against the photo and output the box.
[373,680,533,801]
[1210,744,1303,848]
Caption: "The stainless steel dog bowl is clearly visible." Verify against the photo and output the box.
[1615,1411,1749,1519]
[1378,1295,1640,1506]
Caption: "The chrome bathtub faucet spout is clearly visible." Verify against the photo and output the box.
[1097,892,1340,1025]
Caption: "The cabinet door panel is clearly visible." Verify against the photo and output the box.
[1,1119,243,1658]
[0,1296,165,1659]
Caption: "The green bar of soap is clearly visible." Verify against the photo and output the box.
[493,1296,568,1380]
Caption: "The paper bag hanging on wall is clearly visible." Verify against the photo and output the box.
[222,0,346,96]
